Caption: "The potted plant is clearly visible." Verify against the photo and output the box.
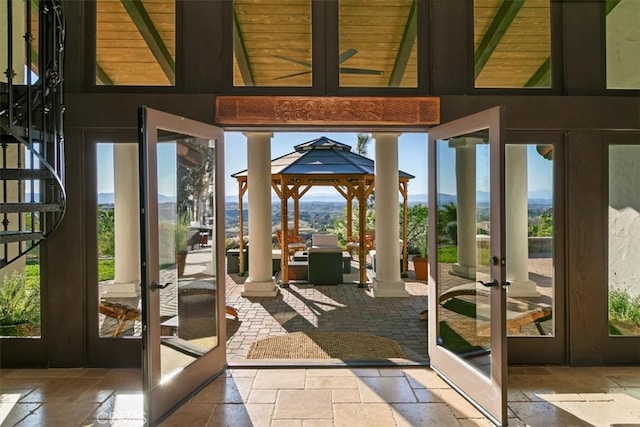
[0,272,41,336]
[413,239,429,281]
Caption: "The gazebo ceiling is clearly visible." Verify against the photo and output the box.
[94,0,559,89]
[231,136,415,181]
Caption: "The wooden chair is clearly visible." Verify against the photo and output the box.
[346,229,375,255]
[99,300,141,337]
[277,230,306,257]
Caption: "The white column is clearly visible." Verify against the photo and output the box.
[103,144,141,298]
[506,145,539,297]
[451,139,476,279]
[371,133,408,297]
[242,132,278,297]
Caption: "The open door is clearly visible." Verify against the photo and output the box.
[139,107,226,425]
[428,107,508,425]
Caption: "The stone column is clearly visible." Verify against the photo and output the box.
[451,139,477,279]
[506,145,539,297]
[242,132,278,297]
[103,144,141,298]
[371,133,408,297]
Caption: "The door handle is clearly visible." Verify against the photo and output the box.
[477,279,498,288]
[150,281,171,291]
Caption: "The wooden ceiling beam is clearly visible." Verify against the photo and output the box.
[525,0,621,88]
[474,0,525,79]
[388,0,417,87]
[120,0,175,84]
[525,57,550,88]
[233,10,255,86]
[96,63,114,85]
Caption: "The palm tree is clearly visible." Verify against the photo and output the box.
[355,133,375,206]
[356,133,371,156]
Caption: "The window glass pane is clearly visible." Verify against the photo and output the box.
[609,144,640,336]
[474,0,551,88]
[97,143,142,338]
[506,144,554,337]
[339,0,417,88]
[606,0,640,89]
[0,253,41,338]
[96,0,176,86]
[435,134,493,375]
[0,144,41,338]
[0,0,38,84]
[233,0,312,87]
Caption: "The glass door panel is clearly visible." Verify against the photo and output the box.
[428,107,507,425]
[140,107,226,424]
[506,143,555,338]
[609,144,640,337]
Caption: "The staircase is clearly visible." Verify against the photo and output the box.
[0,0,66,268]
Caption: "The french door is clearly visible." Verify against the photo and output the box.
[139,107,227,425]
[428,107,508,425]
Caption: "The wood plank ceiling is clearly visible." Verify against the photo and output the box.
[94,0,551,89]
[96,0,175,85]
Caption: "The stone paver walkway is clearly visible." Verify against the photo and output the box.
[225,262,430,362]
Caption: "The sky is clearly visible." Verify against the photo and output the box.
[97,133,554,201]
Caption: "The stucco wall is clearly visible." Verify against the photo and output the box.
[609,145,640,296]
[606,0,640,89]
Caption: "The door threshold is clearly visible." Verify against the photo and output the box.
[227,357,430,369]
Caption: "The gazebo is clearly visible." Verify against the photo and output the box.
[231,136,414,286]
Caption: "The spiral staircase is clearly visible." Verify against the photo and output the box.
[0,0,66,269]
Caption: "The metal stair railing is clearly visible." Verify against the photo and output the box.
[0,0,66,268]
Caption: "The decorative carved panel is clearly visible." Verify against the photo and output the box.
[215,96,440,127]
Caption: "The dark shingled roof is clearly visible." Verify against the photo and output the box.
[231,136,415,179]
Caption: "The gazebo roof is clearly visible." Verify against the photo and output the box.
[231,136,415,179]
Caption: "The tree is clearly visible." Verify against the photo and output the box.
[402,204,428,255]
[330,203,375,245]
[355,133,376,206]
[529,208,553,236]
[438,203,458,244]
[97,206,115,256]
[177,138,215,223]
[356,133,371,156]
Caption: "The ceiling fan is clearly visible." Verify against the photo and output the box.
[272,48,383,80]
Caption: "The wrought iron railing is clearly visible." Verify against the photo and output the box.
[0,0,66,268]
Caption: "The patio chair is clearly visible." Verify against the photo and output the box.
[346,229,375,256]
[308,234,343,285]
[277,230,307,257]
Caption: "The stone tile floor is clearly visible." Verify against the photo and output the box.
[1,366,639,426]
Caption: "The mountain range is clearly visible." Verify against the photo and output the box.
[96,189,552,206]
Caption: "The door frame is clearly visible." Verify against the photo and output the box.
[139,106,227,424]
[505,131,567,364]
[427,106,508,425]
[84,129,142,367]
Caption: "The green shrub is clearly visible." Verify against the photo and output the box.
[437,246,458,263]
[98,207,115,256]
[98,258,116,281]
[0,272,41,326]
[609,287,640,326]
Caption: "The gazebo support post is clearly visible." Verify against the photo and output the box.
[358,179,367,287]
[347,193,353,240]
[401,181,409,277]
[280,178,290,288]
[293,186,300,237]
[238,180,246,275]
